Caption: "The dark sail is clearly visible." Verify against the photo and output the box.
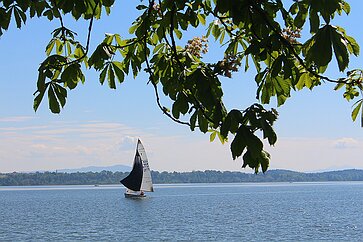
[120,150,143,191]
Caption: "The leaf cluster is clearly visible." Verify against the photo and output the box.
[1,0,362,172]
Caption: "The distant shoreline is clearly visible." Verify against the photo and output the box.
[1,169,363,186]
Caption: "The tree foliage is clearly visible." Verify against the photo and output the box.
[0,0,362,173]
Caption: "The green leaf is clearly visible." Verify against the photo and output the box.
[260,151,270,173]
[55,39,63,55]
[294,3,308,28]
[88,44,112,70]
[242,150,258,172]
[261,120,277,145]
[136,5,148,10]
[108,64,116,89]
[61,64,82,90]
[341,2,350,14]
[33,82,49,112]
[179,93,189,115]
[129,23,139,34]
[66,41,72,56]
[74,45,85,58]
[231,125,248,159]
[331,28,349,71]
[242,149,270,174]
[103,0,115,7]
[43,9,53,20]
[345,35,360,56]
[351,100,362,122]
[224,110,242,136]
[271,56,283,78]
[174,28,182,39]
[220,114,231,138]
[13,7,23,28]
[246,132,263,159]
[112,61,125,84]
[198,110,208,133]
[334,81,345,91]
[99,65,108,85]
[197,13,206,25]
[209,130,217,142]
[190,111,198,131]
[305,25,333,70]
[219,29,225,44]
[52,83,67,108]
[114,34,123,47]
[60,0,74,13]
[309,9,319,34]
[36,71,46,91]
[48,85,60,113]
[211,24,221,40]
[289,2,298,14]
[172,101,180,119]
[217,131,227,144]
[153,43,165,54]
[103,33,114,45]
[296,73,311,90]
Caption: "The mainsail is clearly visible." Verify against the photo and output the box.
[120,139,154,192]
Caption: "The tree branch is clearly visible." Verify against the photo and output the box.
[50,2,98,68]
[143,0,190,126]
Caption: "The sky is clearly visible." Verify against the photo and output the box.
[0,1,362,173]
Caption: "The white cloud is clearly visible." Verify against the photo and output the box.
[0,121,141,172]
[0,120,242,173]
[266,137,363,172]
[1,118,362,173]
[0,125,50,132]
[118,136,138,151]
[333,137,359,149]
[142,135,241,172]
[0,116,34,122]
[30,144,48,150]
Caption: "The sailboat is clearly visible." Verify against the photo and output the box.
[120,139,154,198]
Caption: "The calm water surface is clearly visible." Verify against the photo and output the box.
[1,182,362,241]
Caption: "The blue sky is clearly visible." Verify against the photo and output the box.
[0,1,362,173]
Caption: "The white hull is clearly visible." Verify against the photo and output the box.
[124,193,146,198]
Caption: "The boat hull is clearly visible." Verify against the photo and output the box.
[124,193,146,198]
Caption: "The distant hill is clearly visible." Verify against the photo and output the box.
[56,164,131,173]
[152,169,363,183]
[1,169,363,186]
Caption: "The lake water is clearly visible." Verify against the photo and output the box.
[1,182,362,241]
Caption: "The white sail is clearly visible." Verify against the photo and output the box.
[137,140,154,192]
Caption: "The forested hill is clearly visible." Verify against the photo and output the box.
[1,169,363,186]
